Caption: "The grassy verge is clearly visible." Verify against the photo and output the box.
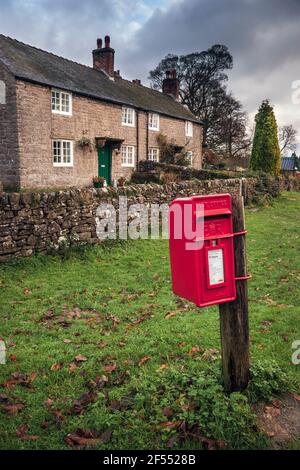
[0,192,299,450]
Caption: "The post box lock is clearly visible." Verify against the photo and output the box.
[169,193,250,308]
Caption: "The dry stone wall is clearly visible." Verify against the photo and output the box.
[0,176,297,262]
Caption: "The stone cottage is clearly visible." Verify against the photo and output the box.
[0,34,203,190]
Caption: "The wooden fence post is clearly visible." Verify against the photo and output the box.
[219,195,250,392]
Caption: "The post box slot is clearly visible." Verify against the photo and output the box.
[196,208,232,217]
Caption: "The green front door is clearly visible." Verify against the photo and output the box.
[98,144,112,185]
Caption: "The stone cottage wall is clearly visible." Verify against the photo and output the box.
[0,62,20,188]
[14,80,203,189]
[0,175,294,262]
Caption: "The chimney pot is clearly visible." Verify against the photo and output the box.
[93,35,115,77]
[163,69,179,100]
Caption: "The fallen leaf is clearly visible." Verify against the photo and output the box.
[3,371,37,388]
[63,339,72,344]
[88,375,109,390]
[264,405,281,418]
[44,398,54,408]
[159,421,182,429]
[75,355,88,363]
[138,356,151,366]
[16,424,39,441]
[49,409,65,428]
[41,420,50,429]
[69,362,78,373]
[50,363,62,371]
[65,429,112,447]
[2,403,25,415]
[102,363,117,374]
[188,346,200,356]
[23,288,32,296]
[165,311,177,319]
[9,355,17,362]
[261,320,273,327]
[202,348,220,362]
[71,391,97,415]
[43,310,55,321]
[158,364,169,370]
[0,394,10,404]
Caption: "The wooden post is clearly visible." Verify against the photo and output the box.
[219,195,250,392]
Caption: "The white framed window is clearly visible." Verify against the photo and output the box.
[148,148,159,162]
[51,89,72,116]
[148,113,160,131]
[121,145,135,167]
[52,140,73,167]
[186,151,193,166]
[122,107,135,127]
[185,121,193,137]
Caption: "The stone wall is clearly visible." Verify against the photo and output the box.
[0,176,296,262]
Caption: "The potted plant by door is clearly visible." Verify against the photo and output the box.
[93,176,106,188]
[117,176,127,187]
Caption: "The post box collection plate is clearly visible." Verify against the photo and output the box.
[169,193,237,308]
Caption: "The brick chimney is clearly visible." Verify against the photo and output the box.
[162,69,179,100]
[92,36,115,77]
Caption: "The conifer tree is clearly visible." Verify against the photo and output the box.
[250,100,281,175]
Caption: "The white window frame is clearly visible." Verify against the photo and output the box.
[185,121,193,137]
[122,107,135,127]
[52,140,74,167]
[121,145,135,167]
[186,151,193,166]
[51,89,72,116]
[148,147,159,162]
[148,113,160,131]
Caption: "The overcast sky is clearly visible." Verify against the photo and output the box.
[1,0,300,150]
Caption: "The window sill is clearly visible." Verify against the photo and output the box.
[52,110,72,117]
[53,163,73,168]
[122,122,135,128]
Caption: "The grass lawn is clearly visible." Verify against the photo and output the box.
[0,192,299,450]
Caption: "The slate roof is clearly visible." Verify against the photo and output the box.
[281,156,300,171]
[0,34,201,124]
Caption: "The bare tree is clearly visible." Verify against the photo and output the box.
[149,45,249,159]
[279,124,297,154]
[149,45,233,148]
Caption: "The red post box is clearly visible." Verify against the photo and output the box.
[169,193,237,308]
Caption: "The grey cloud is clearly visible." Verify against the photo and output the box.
[0,0,300,138]
[122,0,300,137]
